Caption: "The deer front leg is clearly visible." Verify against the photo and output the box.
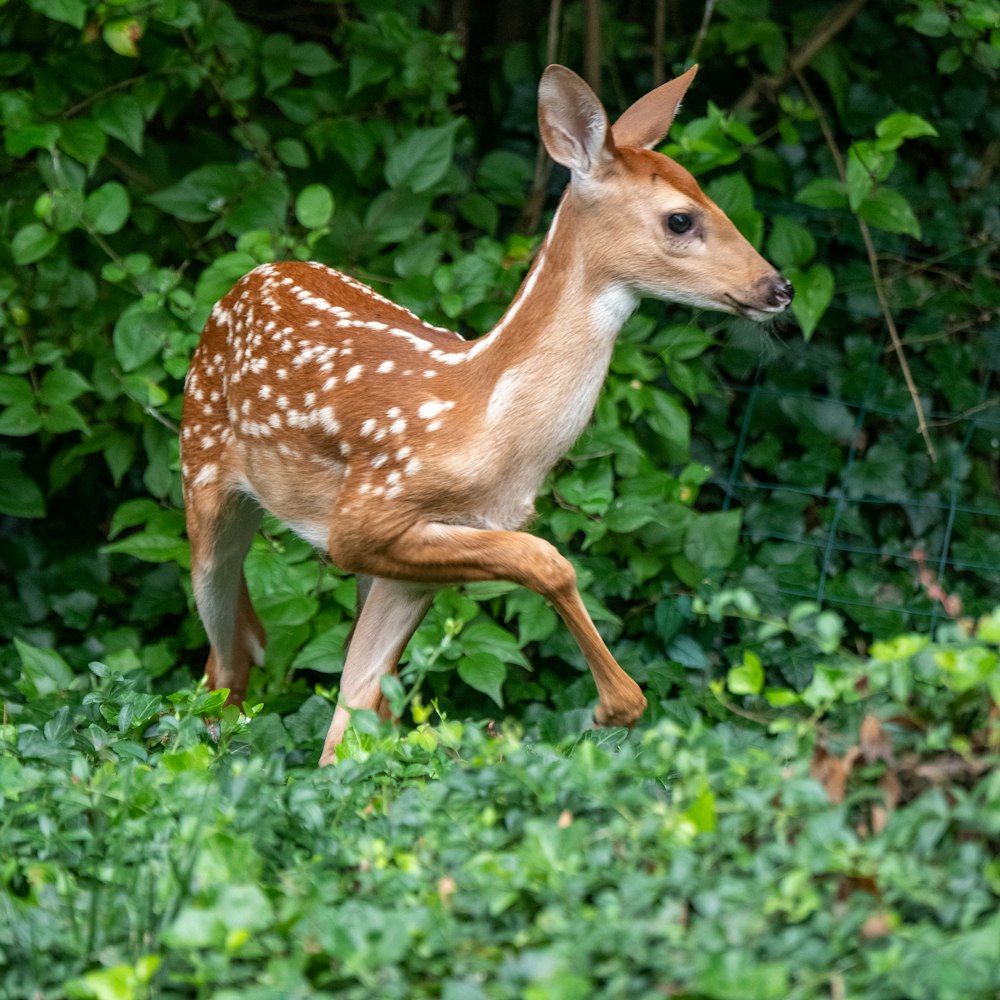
[320,577,435,766]
[331,522,647,734]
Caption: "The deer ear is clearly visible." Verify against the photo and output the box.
[611,64,698,150]
[538,65,615,178]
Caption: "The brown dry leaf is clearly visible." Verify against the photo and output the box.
[811,742,860,804]
[437,875,457,905]
[859,714,895,766]
[869,803,889,836]
[836,874,880,901]
[860,912,892,939]
[557,809,573,829]
[910,753,992,785]
[879,770,902,811]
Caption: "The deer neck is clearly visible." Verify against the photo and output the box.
[472,194,638,460]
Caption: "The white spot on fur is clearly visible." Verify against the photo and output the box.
[486,366,523,425]
[193,463,218,487]
[417,399,455,421]
[316,406,340,434]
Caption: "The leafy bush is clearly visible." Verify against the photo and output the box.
[1,5,999,993]
[2,605,998,998]
[3,1,998,720]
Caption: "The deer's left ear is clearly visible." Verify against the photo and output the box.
[538,65,616,179]
[611,64,698,150]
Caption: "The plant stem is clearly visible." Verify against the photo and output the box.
[795,68,937,463]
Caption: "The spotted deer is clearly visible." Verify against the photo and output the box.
[181,64,793,765]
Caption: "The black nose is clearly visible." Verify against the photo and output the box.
[769,275,794,308]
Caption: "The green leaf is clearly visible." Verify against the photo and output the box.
[39,368,91,406]
[705,172,763,246]
[147,164,242,223]
[728,651,764,695]
[295,183,335,228]
[875,112,939,147]
[24,0,86,28]
[365,189,431,244]
[934,646,999,693]
[292,629,348,674]
[94,93,145,154]
[0,449,45,517]
[103,532,191,567]
[683,782,717,833]
[794,177,847,210]
[785,263,834,340]
[290,41,337,76]
[275,137,309,168]
[103,18,143,58]
[909,7,951,36]
[857,187,922,238]
[194,252,257,306]
[113,298,171,371]
[458,652,506,707]
[59,119,108,172]
[4,122,60,157]
[0,403,42,437]
[385,120,462,193]
[845,151,875,211]
[14,637,75,698]
[67,965,134,1000]
[766,216,816,270]
[42,401,88,434]
[84,182,131,234]
[317,119,376,174]
[11,223,58,264]
[684,509,742,568]
[645,389,691,456]
[257,593,320,628]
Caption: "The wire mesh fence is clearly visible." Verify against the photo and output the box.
[698,320,1000,635]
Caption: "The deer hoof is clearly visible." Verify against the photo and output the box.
[593,693,647,729]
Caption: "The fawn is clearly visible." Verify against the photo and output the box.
[181,64,793,764]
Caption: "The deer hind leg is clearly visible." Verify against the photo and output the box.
[331,521,647,733]
[341,574,396,722]
[319,577,435,766]
[186,487,265,707]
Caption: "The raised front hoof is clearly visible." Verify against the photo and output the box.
[593,692,648,729]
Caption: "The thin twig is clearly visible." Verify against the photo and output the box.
[736,0,869,111]
[795,68,937,463]
[652,0,667,85]
[517,0,562,235]
[180,29,279,173]
[689,0,716,64]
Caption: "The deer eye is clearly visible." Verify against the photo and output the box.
[666,212,693,235]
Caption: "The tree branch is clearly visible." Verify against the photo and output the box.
[735,0,869,111]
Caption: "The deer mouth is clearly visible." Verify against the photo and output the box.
[724,277,794,321]
[723,295,781,321]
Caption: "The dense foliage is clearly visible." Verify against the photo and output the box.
[3,608,1000,999]
[1,1,998,996]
